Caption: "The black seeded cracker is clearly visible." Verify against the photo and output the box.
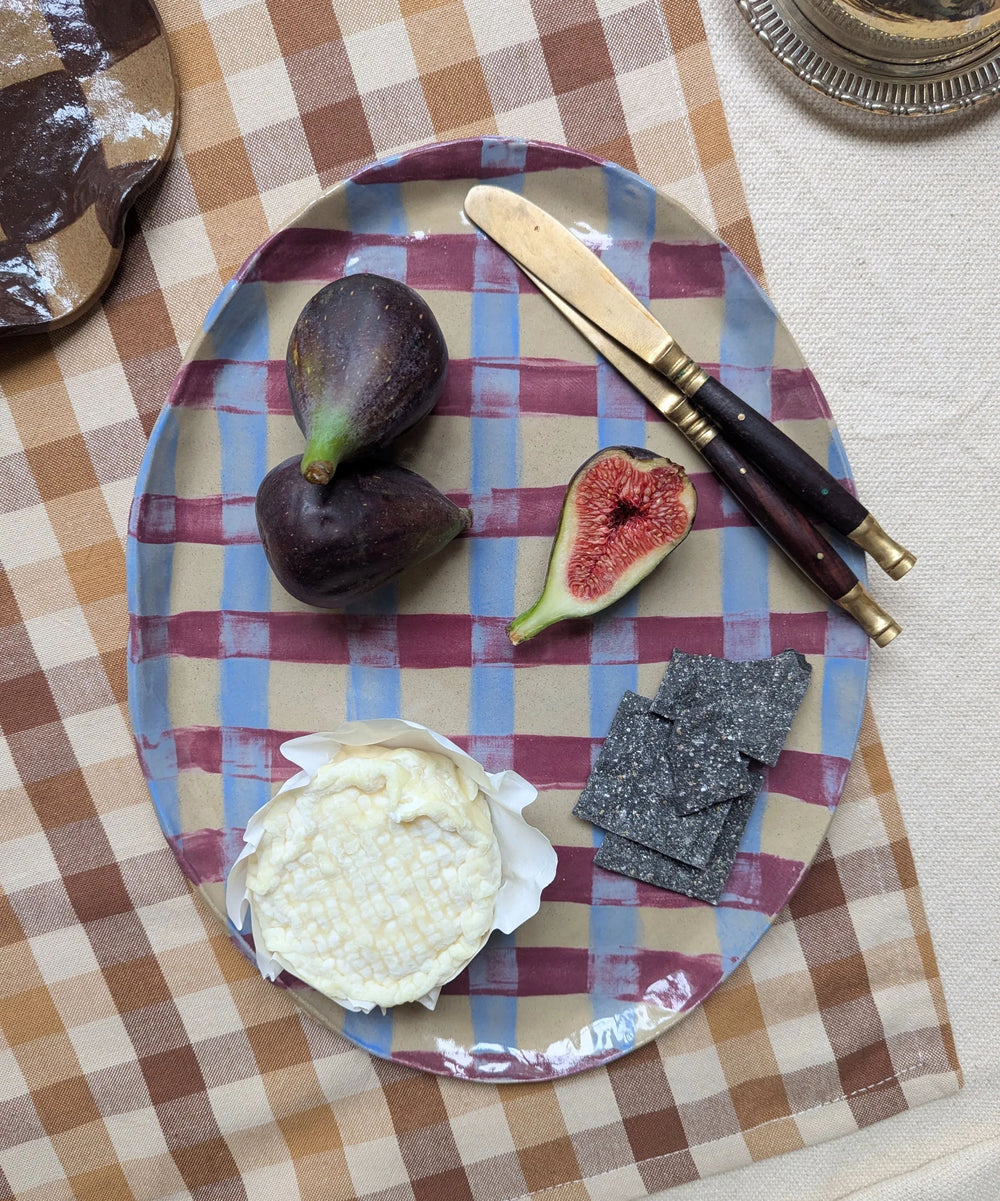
[572,691,728,868]
[578,689,673,793]
[593,770,764,905]
[665,718,753,814]
[652,649,812,766]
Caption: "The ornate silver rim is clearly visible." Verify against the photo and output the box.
[736,0,1000,115]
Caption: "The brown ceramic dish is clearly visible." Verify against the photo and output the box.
[0,0,178,336]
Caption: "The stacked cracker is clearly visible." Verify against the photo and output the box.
[575,651,811,904]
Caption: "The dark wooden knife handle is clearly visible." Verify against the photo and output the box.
[699,435,858,601]
[691,375,867,536]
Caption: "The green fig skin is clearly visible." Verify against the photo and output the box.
[508,446,697,644]
[287,274,448,485]
[256,456,471,609]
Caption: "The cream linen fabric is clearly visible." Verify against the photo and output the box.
[664,5,1000,1199]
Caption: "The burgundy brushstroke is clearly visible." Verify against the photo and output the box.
[440,945,723,1002]
[168,819,801,933]
[169,823,807,921]
[240,229,731,299]
[129,609,848,672]
[769,749,851,807]
[168,827,246,886]
[130,465,852,549]
[165,353,828,431]
[723,851,808,913]
[349,138,598,187]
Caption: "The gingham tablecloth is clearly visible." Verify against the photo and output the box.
[0,2,961,1198]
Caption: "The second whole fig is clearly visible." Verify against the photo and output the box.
[256,457,471,609]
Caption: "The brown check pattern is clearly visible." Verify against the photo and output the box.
[0,1,959,1198]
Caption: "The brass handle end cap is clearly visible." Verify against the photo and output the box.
[873,618,902,647]
[849,514,916,581]
[837,582,902,647]
[885,548,917,580]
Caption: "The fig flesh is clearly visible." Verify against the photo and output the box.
[508,446,697,644]
[256,456,471,609]
[287,274,448,485]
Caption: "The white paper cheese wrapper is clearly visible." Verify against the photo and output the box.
[225,718,558,1013]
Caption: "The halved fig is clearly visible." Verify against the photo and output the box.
[507,446,697,644]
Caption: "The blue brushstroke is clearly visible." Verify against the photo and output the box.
[714,901,769,967]
[582,166,660,1047]
[207,281,271,362]
[466,140,524,1055]
[203,277,239,334]
[343,241,408,284]
[343,1006,395,1059]
[712,236,779,951]
[481,137,527,170]
[212,359,271,416]
[818,362,870,779]
[717,248,778,387]
[339,240,409,721]
[217,362,272,832]
[719,247,775,663]
[465,931,519,1056]
[821,654,869,778]
[826,421,854,487]
[345,582,402,722]
[344,180,408,236]
[127,405,181,831]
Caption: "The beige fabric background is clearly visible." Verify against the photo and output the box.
[666,8,1000,1200]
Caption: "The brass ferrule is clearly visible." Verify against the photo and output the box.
[848,514,916,580]
[836,582,901,646]
[653,342,709,396]
[659,396,717,450]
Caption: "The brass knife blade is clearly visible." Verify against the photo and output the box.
[520,266,675,407]
[518,264,717,452]
[464,185,679,371]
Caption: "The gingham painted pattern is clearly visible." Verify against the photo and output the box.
[0,0,960,1196]
[128,135,870,1079]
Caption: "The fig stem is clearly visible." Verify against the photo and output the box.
[300,408,352,486]
[507,600,555,645]
[303,460,334,485]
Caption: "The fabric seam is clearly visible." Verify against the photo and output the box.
[516,1059,950,1200]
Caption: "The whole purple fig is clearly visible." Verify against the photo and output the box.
[287,274,448,485]
[256,456,471,609]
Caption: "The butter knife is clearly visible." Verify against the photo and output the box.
[520,266,900,645]
[464,185,915,581]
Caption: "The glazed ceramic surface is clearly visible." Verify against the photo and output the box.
[127,138,869,1081]
[0,0,178,334]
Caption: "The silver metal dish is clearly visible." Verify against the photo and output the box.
[736,0,1000,114]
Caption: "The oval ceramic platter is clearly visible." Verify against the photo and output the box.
[127,138,869,1082]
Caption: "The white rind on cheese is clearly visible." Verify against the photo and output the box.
[245,744,502,1008]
